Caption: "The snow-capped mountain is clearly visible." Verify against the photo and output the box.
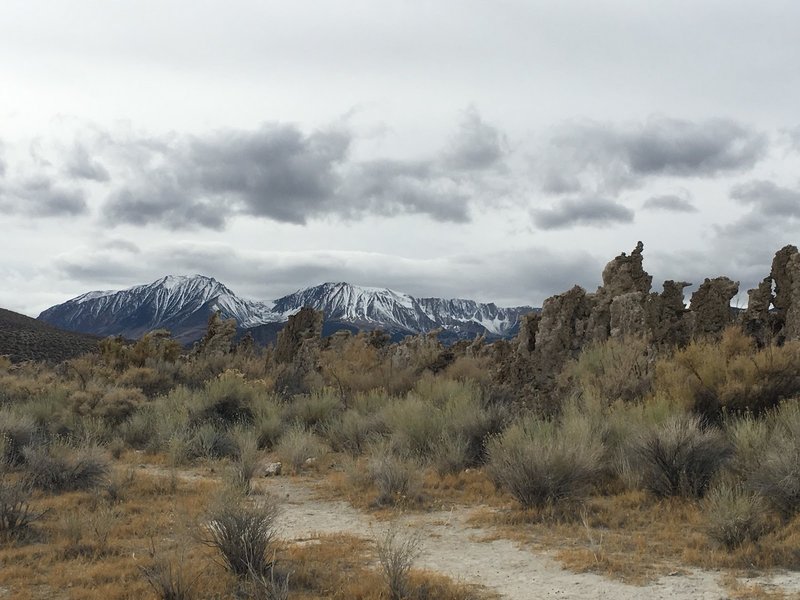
[38,276,534,344]
[274,282,530,337]
[38,275,278,344]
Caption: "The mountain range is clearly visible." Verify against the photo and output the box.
[37,275,534,345]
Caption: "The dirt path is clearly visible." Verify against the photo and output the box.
[263,477,736,600]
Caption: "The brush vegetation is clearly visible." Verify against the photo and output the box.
[1,322,800,595]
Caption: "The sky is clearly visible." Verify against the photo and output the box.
[2,0,799,316]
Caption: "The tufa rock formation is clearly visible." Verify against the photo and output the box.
[274,307,324,365]
[689,277,739,338]
[743,244,800,345]
[499,242,751,397]
[194,312,237,356]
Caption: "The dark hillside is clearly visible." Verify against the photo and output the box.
[0,307,99,363]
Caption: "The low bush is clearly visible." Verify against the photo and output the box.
[487,415,602,509]
[747,409,800,520]
[624,414,732,498]
[367,447,422,506]
[704,481,767,550]
[203,495,280,577]
[23,443,109,493]
[275,426,327,473]
[0,475,47,540]
[376,526,421,600]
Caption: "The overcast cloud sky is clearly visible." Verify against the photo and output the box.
[2,0,799,315]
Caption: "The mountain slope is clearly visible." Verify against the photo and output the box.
[39,277,534,344]
[0,307,100,363]
[38,275,278,345]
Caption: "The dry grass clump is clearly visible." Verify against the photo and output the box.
[623,413,731,498]
[487,413,602,510]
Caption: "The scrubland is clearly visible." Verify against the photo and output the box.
[1,325,800,598]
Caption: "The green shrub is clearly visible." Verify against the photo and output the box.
[625,414,732,498]
[487,415,602,509]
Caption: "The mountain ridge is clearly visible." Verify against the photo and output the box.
[38,275,534,345]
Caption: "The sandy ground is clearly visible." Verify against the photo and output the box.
[259,476,800,600]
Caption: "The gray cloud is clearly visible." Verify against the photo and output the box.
[442,108,508,171]
[0,175,88,217]
[539,117,767,195]
[642,194,698,213]
[52,241,605,308]
[339,159,471,222]
[532,197,634,230]
[64,143,110,182]
[730,180,800,218]
[96,116,506,229]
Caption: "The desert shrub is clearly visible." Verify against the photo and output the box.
[747,402,800,519]
[0,409,38,466]
[119,406,162,450]
[487,415,602,509]
[431,432,472,475]
[376,526,421,600]
[0,476,47,540]
[442,354,494,387]
[23,443,109,493]
[323,409,384,456]
[229,428,260,494]
[71,387,146,425]
[559,335,653,404]
[287,389,341,432]
[275,426,327,473]
[203,495,280,577]
[624,413,732,498]
[724,413,772,478]
[653,329,800,417]
[118,366,175,398]
[252,396,286,449]
[704,481,767,549]
[140,552,199,600]
[186,424,238,461]
[188,371,260,427]
[366,445,422,506]
[384,396,443,458]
